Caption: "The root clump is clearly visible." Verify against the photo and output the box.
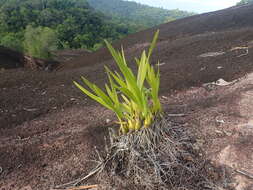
[97,117,231,190]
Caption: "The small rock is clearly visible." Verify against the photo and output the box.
[216,119,225,124]
[161,96,169,100]
[184,155,194,162]
[20,186,32,190]
[157,62,166,66]
[215,130,224,135]
[198,51,225,58]
[224,131,232,136]
[215,79,233,86]
[23,108,38,112]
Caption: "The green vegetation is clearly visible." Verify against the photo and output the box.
[0,0,131,57]
[0,0,194,59]
[88,0,195,31]
[74,31,162,134]
[0,33,23,52]
[24,25,58,59]
[237,0,253,5]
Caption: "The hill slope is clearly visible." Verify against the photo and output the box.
[67,3,253,68]
[2,3,253,127]
[87,0,195,30]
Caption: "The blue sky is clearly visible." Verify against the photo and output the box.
[129,0,241,13]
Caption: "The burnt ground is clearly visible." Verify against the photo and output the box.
[161,73,253,190]
[0,46,24,69]
[1,3,253,190]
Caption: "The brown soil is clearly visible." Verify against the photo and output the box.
[53,49,91,64]
[161,73,253,190]
[1,3,253,190]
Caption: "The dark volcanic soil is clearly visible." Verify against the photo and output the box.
[1,3,253,190]
[0,46,24,69]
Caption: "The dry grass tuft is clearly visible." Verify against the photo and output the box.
[96,116,232,190]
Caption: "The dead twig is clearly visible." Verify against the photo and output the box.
[167,113,187,117]
[54,179,80,189]
[55,146,116,189]
[23,108,38,112]
[235,170,253,180]
[67,185,98,190]
[230,46,249,57]
[52,185,98,190]
[237,48,249,57]
[73,165,103,186]
[54,164,102,189]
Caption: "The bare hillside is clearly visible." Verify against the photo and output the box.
[1,4,253,190]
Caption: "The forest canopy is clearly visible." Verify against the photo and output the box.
[88,0,195,30]
[0,0,128,55]
[0,0,195,59]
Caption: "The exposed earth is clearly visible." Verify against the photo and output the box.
[1,3,253,190]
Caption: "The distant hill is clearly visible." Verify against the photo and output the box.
[87,0,195,31]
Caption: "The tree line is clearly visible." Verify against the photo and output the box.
[0,0,132,58]
[0,0,194,59]
[88,0,195,31]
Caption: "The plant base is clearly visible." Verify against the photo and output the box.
[96,117,232,190]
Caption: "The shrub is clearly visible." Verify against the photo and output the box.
[0,33,23,52]
[24,25,58,59]
[74,31,162,134]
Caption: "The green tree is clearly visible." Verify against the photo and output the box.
[0,32,23,52]
[87,0,195,30]
[24,25,58,59]
[0,0,195,53]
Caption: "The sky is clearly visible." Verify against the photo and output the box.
[129,0,241,13]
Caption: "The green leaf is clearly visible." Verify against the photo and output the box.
[75,31,162,134]
[147,30,159,60]
[74,81,113,111]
